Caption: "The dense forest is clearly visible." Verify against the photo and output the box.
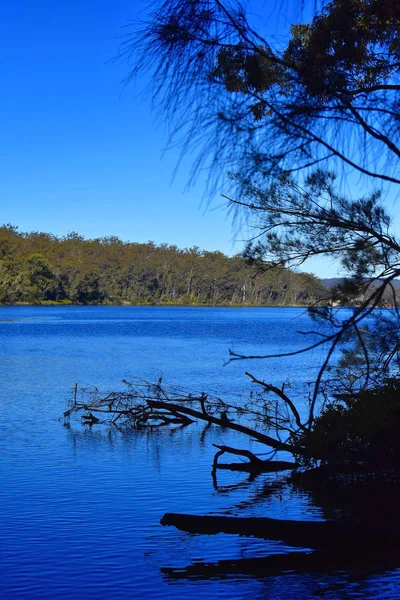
[0,225,327,306]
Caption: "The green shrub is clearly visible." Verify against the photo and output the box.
[295,378,400,468]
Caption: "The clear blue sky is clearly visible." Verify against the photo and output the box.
[1,1,396,278]
[1,1,243,253]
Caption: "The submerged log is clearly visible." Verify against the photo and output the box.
[161,513,400,552]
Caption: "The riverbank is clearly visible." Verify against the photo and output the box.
[0,300,322,308]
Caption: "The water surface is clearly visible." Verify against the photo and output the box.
[1,306,399,599]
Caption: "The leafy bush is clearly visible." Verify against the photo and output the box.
[295,379,400,468]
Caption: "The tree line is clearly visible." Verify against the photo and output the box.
[0,224,326,306]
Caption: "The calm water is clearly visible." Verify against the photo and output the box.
[1,306,399,599]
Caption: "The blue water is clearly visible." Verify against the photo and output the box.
[1,306,399,599]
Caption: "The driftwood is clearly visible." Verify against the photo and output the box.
[161,513,400,552]
[212,444,297,473]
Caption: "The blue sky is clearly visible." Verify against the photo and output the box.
[1,1,396,278]
[1,1,242,253]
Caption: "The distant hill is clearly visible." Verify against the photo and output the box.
[322,278,342,288]
[322,278,400,288]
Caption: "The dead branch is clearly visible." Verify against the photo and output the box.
[245,372,307,432]
[212,444,296,473]
[146,398,309,457]
[64,379,311,459]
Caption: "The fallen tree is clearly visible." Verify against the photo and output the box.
[64,334,400,571]
[64,375,315,470]
[64,373,400,473]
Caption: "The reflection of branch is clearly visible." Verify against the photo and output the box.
[161,550,395,580]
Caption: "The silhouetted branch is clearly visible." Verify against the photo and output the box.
[64,378,312,459]
[245,371,306,432]
[211,443,296,473]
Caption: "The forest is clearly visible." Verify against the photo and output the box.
[0,224,326,306]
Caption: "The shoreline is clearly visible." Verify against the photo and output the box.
[0,301,319,309]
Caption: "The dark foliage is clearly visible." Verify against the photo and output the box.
[128,0,400,187]
[294,378,400,467]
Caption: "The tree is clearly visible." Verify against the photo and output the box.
[61,3,400,568]
[0,224,324,307]
[114,0,400,469]
[25,254,58,302]
[128,0,399,185]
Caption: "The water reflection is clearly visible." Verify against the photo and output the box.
[65,422,400,596]
[161,551,397,580]
[160,469,400,595]
[211,470,259,494]
[293,469,400,527]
